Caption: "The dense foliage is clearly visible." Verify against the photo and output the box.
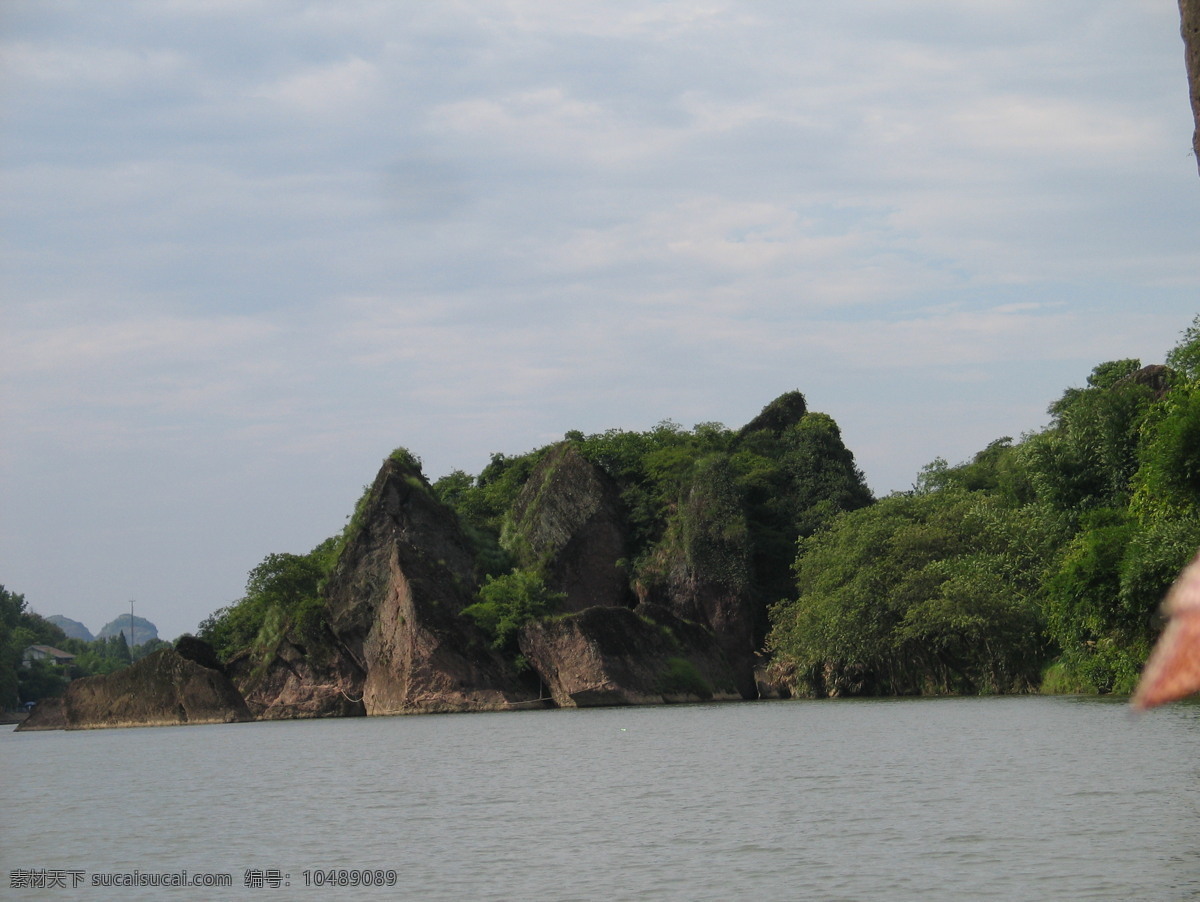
[768,317,1200,697]
[434,395,874,647]
[768,491,1058,695]
[198,545,334,662]
[0,586,70,708]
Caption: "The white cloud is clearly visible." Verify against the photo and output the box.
[251,56,380,119]
[949,95,1163,159]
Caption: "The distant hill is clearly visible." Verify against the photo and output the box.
[96,615,159,647]
[46,615,94,642]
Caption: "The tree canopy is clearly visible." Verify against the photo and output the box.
[768,316,1200,697]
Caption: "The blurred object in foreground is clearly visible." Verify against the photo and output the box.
[1132,550,1200,709]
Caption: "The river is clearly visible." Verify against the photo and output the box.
[4,696,1200,900]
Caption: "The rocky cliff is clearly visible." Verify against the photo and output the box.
[502,442,633,612]
[321,453,537,714]
[228,634,364,720]
[18,639,251,730]
[635,455,759,698]
[173,393,873,723]
[518,604,740,706]
[1182,0,1200,173]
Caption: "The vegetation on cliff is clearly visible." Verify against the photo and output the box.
[189,400,872,708]
[767,317,1200,697]
[199,548,333,663]
[462,568,565,663]
[434,397,872,637]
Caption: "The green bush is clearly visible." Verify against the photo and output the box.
[657,657,713,698]
[462,568,564,655]
[198,549,330,662]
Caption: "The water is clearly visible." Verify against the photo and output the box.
[5,696,1200,901]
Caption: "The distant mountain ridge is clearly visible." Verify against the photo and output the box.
[46,615,93,642]
[96,615,159,647]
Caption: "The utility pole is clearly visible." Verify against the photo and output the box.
[129,600,135,658]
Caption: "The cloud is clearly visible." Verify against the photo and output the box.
[251,56,380,119]
[949,96,1163,159]
[1,0,1197,639]
[428,87,685,172]
[0,41,188,88]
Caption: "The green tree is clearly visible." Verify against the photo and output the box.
[1132,384,1200,516]
[915,438,1034,504]
[1023,361,1159,512]
[0,586,30,708]
[462,568,565,660]
[199,549,328,661]
[113,630,132,665]
[18,658,68,704]
[434,452,541,580]
[0,587,72,708]
[1087,358,1143,389]
[1166,314,1200,382]
[768,491,1055,697]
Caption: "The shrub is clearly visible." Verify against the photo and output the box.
[656,657,712,699]
[462,568,564,655]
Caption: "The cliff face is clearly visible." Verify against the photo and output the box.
[322,455,536,714]
[518,604,740,707]
[637,456,759,698]
[228,635,364,720]
[499,443,752,703]
[642,576,757,698]
[18,641,251,731]
[502,443,632,612]
[1182,0,1200,174]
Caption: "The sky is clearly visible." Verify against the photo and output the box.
[2,1,1198,641]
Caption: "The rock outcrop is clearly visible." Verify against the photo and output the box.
[18,640,251,730]
[1182,0,1200,174]
[228,635,364,720]
[518,604,740,707]
[636,456,760,698]
[736,389,807,438]
[502,442,632,612]
[642,575,758,699]
[322,453,537,714]
[1126,363,1174,399]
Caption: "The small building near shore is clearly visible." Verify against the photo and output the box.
[22,645,76,667]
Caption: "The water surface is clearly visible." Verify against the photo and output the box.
[5,696,1200,900]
